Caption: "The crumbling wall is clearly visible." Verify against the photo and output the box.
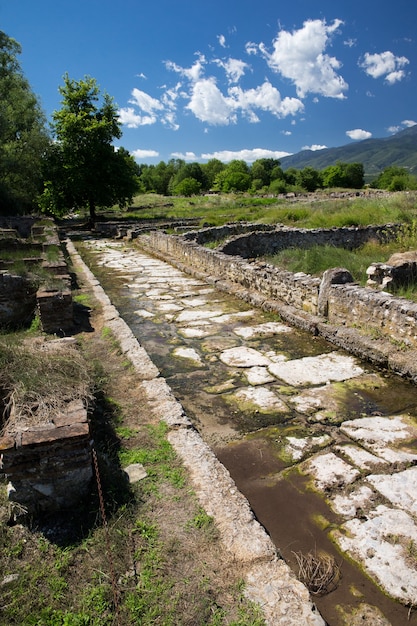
[0,399,92,515]
[137,229,417,351]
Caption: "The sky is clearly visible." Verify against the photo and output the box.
[1,0,416,164]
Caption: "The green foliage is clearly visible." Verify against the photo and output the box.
[172,176,202,196]
[371,165,417,191]
[40,75,139,220]
[0,31,50,214]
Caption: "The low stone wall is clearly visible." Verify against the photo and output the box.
[218,223,402,258]
[0,273,37,327]
[136,229,417,359]
[137,230,321,315]
[0,399,92,515]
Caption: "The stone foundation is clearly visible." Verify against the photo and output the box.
[0,399,92,515]
[136,229,417,359]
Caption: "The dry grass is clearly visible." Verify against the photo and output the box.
[292,549,341,596]
[0,337,92,432]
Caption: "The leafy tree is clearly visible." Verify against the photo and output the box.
[321,161,364,189]
[214,160,251,192]
[0,31,50,214]
[40,74,139,221]
[201,158,225,189]
[297,166,322,192]
[168,161,207,194]
[172,177,202,196]
[371,166,417,191]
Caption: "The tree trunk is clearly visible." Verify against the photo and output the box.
[88,198,96,229]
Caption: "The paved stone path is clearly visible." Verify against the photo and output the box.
[80,239,417,625]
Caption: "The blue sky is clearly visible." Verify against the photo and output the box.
[1,0,415,164]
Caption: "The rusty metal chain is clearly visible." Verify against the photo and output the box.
[92,446,121,624]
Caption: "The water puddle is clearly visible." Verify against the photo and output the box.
[78,239,417,626]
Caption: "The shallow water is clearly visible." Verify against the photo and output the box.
[79,239,417,626]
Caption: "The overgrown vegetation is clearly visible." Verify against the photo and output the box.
[0,315,266,625]
[0,337,92,431]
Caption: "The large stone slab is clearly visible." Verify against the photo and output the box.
[268,352,364,386]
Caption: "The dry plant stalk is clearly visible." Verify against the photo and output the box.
[292,549,341,596]
[0,339,93,432]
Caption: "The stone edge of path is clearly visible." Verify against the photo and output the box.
[66,239,325,626]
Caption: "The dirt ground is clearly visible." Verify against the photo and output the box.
[0,272,266,625]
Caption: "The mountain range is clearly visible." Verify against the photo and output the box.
[279,124,417,182]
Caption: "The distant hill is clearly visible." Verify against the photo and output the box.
[279,125,417,182]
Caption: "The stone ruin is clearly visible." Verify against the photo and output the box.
[0,216,73,334]
[366,250,417,291]
[0,219,90,517]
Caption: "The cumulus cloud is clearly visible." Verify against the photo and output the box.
[346,129,372,140]
[302,144,327,151]
[214,57,249,83]
[171,151,198,160]
[387,125,401,133]
[360,51,409,84]
[118,107,157,127]
[218,34,226,48]
[165,56,206,82]
[229,81,304,122]
[402,119,417,127]
[186,78,237,125]
[255,19,348,99]
[132,149,159,160]
[201,148,292,163]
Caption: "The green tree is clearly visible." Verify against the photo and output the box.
[41,74,139,221]
[322,161,364,189]
[297,166,322,192]
[0,31,50,214]
[371,166,416,191]
[201,158,225,189]
[172,177,202,196]
[214,160,251,192]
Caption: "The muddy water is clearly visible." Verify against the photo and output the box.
[79,240,417,626]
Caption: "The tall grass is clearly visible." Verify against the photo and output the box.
[265,221,417,287]
[120,191,417,229]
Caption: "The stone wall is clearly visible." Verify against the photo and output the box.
[217,224,402,258]
[136,229,417,354]
[0,273,38,327]
[0,217,74,333]
[0,399,92,515]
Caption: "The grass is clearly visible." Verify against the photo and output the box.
[0,306,266,625]
[0,336,92,431]
[103,190,417,230]
[263,220,417,297]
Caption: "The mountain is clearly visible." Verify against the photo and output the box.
[279,125,417,182]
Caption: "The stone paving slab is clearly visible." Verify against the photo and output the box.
[76,238,417,623]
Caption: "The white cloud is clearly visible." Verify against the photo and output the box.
[186,78,237,125]
[402,119,417,127]
[165,55,206,82]
[214,57,249,83]
[201,148,292,163]
[132,149,159,160]
[387,125,401,133]
[302,144,327,151]
[245,41,258,56]
[129,88,164,114]
[344,38,356,48]
[118,107,157,127]
[171,151,198,160]
[256,19,348,99]
[360,51,409,83]
[282,130,292,136]
[229,81,304,121]
[218,34,226,48]
[346,129,372,140]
